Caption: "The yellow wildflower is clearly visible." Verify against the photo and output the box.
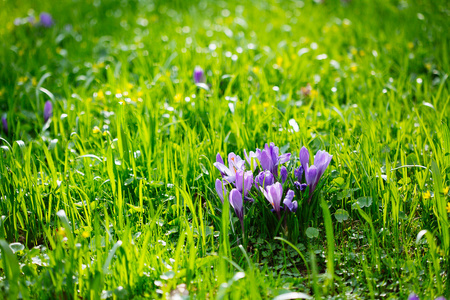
[407,42,414,50]
[57,227,66,237]
[263,102,270,108]
[31,77,37,87]
[93,126,101,134]
[350,64,358,73]
[310,89,318,98]
[423,191,431,199]
[425,63,432,71]
[446,202,450,213]
[82,231,90,238]
[359,50,365,57]
[276,56,283,67]
[174,93,182,103]
[252,66,260,74]
[350,48,358,55]
[127,83,134,90]
[443,186,449,195]
[96,90,105,100]
[18,76,27,85]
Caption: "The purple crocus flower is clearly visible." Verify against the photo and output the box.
[39,12,54,28]
[193,66,205,84]
[408,293,419,300]
[280,166,288,184]
[214,152,246,183]
[229,189,244,234]
[215,179,228,203]
[1,115,7,134]
[434,297,446,300]
[235,170,253,197]
[44,100,53,123]
[256,143,291,176]
[254,170,274,190]
[261,182,284,216]
[300,146,310,171]
[301,147,333,201]
[283,190,297,212]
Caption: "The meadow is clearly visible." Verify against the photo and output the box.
[0,0,449,299]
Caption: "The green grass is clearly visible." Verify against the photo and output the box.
[0,0,449,298]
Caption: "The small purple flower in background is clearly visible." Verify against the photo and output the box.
[229,189,245,234]
[215,179,227,203]
[256,143,291,176]
[283,190,297,212]
[193,66,205,84]
[254,170,274,190]
[39,12,54,28]
[434,297,446,300]
[28,16,36,25]
[235,170,253,197]
[408,293,419,300]
[214,152,246,183]
[44,100,53,122]
[1,114,7,134]
[280,166,288,184]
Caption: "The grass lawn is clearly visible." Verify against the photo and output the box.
[0,0,449,298]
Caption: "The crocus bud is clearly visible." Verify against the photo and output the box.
[280,166,288,184]
[39,12,54,27]
[1,114,7,134]
[44,101,52,122]
[193,66,205,84]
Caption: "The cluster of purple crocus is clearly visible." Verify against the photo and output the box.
[214,143,332,236]
[1,100,52,135]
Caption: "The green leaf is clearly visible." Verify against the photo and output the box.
[305,227,319,239]
[357,196,372,208]
[335,209,349,223]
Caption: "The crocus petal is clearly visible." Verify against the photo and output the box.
[283,189,296,212]
[314,150,333,178]
[229,189,244,221]
[408,294,419,300]
[278,153,291,165]
[44,100,53,122]
[294,182,308,191]
[294,166,303,182]
[243,171,253,196]
[305,165,318,187]
[193,66,205,84]
[213,162,233,177]
[300,146,310,172]
[255,170,274,190]
[215,179,227,203]
[280,166,288,184]
[39,12,54,27]
[266,182,283,213]
[216,153,224,165]
[259,150,273,172]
